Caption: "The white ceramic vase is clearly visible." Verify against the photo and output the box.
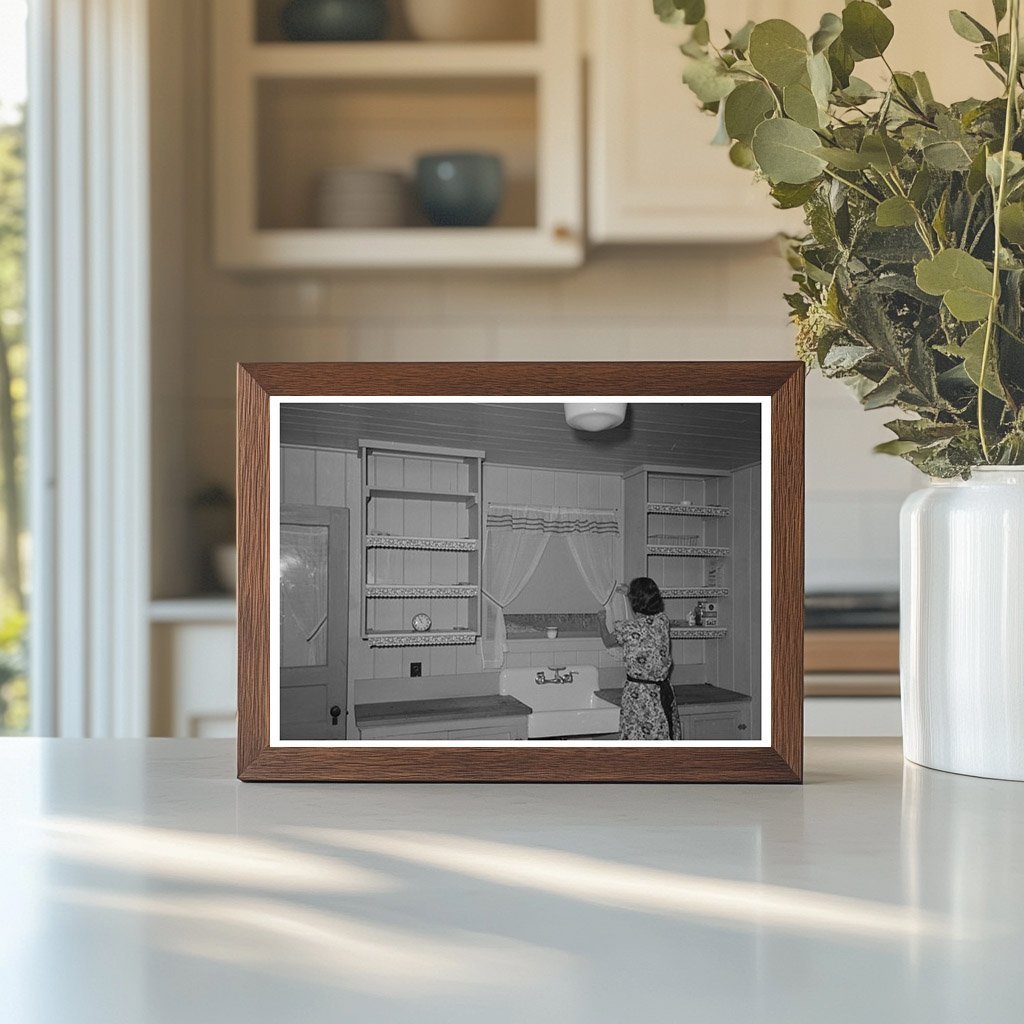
[900,467,1024,781]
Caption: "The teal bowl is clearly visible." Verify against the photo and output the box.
[281,0,388,42]
[415,153,505,228]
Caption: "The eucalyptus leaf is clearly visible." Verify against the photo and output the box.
[986,150,1024,190]
[784,80,825,129]
[915,250,994,321]
[913,71,935,104]
[724,81,775,144]
[724,20,755,53]
[876,197,919,228]
[948,10,994,44]
[923,140,973,171]
[752,118,828,184]
[940,326,1006,398]
[748,20,809,86]
[874,439,922,455]
[842,1,895,59]
[729,141,758,170]
[771,180,820,209]
[861,133,904,173]
[653,0,705,26]
[814,146,872,170]
[1000,203,1024,244]
[827,35,856,89]
[967,144,992,193]
[683,57,736,104]
[810,12,843,54]
[808,52,833,110]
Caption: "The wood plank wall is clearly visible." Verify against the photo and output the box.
[280,447,755,727]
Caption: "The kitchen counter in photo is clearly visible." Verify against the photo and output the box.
[593,683,752,708]
[355,695,533,731]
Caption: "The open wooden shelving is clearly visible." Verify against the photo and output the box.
[211,0,583,269]
[626,465,732,646]
[360,440,484,645]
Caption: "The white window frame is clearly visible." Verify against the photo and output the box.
[28,0,150,736]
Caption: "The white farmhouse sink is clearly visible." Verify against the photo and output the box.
[499,665,620,739]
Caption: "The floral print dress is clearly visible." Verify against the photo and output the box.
[614,612,680,740]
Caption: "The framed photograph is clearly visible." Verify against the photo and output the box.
[237,362,804,782]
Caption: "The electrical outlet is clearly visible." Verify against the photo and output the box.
[410,662,422,677]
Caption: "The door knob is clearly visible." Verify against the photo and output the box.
[330,705,342,726]
[737,723,747,731]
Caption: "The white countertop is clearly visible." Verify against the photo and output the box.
[1,738,1020,1023]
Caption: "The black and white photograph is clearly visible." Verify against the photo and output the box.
[271,398,768,745]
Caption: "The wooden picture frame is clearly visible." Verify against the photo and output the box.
[237,362,804,782]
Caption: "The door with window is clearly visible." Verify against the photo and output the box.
[280,505,349,740]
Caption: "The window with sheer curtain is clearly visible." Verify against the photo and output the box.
[481,504,629,669]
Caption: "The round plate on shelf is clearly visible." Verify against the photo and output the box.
[411,613,432,633]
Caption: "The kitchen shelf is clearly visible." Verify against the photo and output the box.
[212,0,583,269]
[250,42,545,78]
[647,545,730,558]
[369,487,478,505]
[626,464,732,653]
[366,630,478,648]
[647,503,730,517]
[365,535,478,552]
[365,585,478,599]
[670,628,728,640]
[361,440,483,642]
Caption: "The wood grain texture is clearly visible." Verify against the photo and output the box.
[236,361,805,783]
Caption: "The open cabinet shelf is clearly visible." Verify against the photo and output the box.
[360,440,484,645]
[211,0,582,268]
[647,503,730,517]
[626,465,732,643]
[366,630,478,648]
[670,628,728,641]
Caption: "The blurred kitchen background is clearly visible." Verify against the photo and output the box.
[2,0,996,739]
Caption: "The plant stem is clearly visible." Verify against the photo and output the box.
[822,167,881,205]
[979,0,1021,462]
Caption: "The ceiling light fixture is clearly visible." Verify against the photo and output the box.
[564,402,627,432]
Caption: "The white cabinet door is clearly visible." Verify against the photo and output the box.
[682,707,745,740]
[588,0,818,242]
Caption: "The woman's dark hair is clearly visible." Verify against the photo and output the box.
[627,577,664,616]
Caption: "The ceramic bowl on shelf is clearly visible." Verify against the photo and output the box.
[281,0,388,42]
[415,152,504,227]
[403,0,535,42]
[315,167,408,228]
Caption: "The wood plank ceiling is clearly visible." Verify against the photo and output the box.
[280,401,762,473]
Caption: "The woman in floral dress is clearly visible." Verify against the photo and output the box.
[599,577,680,740]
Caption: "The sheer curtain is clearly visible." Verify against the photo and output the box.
[481,504,624,669]
[280,526,329,667]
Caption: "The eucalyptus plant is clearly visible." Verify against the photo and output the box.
[657,0,1024,475]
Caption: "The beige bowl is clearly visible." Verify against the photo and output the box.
[404,0,535,41]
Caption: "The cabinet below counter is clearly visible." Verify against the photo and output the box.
[355,695,532,741]
[595,684,752,741]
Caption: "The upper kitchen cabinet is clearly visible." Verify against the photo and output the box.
[212,0,584,269]
[587,0,824,244]
[587,0,998,245]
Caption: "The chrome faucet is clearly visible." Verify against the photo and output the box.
[535,667,576,685]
